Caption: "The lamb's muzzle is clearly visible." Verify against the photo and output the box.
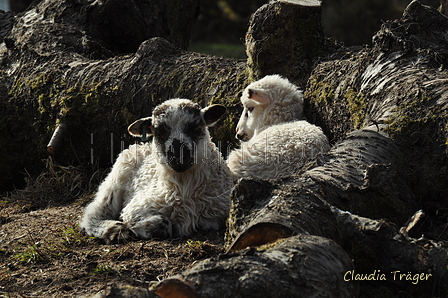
[166,138,193,172]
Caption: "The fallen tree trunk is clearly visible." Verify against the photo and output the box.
[225,130,416,251]
[333,208,448,297]
[304,129,416,225]
[305,0,448,210]
[225,177,342,251]
[153,235,358,298]
[0,0,246,190]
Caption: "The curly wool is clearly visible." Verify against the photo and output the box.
[228,121,330,179]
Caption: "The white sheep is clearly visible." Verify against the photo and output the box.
[228,75,330,179]
[80,99,233,243]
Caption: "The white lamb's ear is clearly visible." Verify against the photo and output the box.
[202,104,227,127]
[128,117,153,139]
[247,88,272,105]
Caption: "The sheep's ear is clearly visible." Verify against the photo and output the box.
[202,104,227,127]
[128,117,153,140]
[247,88,272,105]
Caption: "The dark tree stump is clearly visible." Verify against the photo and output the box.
[245,0,338,87]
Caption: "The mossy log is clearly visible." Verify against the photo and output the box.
[153,235,358,298]
[0,0,247,190]
[305,1,448,207]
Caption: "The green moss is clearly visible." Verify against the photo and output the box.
[384,97,447,137]
[256,238,287,251]
[6,71,123,173]
[30,72,52,91]
[345,88,366,129]
[306,77,335,105]
[90,264,114,276]
[445,124,448,146]
[10,71,119,129]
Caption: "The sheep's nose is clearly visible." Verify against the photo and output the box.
[236,132,245,140]
[167,139,193,172]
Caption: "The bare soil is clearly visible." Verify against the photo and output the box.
[0,191,223,297]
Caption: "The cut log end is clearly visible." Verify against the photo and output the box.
[46,122,67,155]
[153,279,198,298]
[245,0,325,85]
[227,222,294,252]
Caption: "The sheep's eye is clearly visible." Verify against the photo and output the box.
[154,124,170,139]
[185,122,204,140]
[194,127,203,135]
[245,107,254,118]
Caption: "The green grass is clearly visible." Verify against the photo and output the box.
[90,264,114,276]
[14,245,45,264]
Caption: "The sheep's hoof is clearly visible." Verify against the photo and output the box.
[151,216,173,239]
[103,222,135,244]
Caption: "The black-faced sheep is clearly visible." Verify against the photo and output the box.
[228,75,330,179]
[80,99,233,243]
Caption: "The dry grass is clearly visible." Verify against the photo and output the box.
[0,159,224,297]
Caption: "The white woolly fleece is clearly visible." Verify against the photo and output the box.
[228,121,330,179]
[80,99,233,241]
[238,74,304,139]
[230,75,330,179]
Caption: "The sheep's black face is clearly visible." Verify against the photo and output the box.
[165,138,194,172]
[128,99,227,173]
[152,102,206,173]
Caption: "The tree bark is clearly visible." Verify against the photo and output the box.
[245,0,338,87]
[153,235,358,298]
[305,0,448,217]
[225,177,342,251]
[304,130,416,225]
[333,208,448,297]
[0,0,246,190]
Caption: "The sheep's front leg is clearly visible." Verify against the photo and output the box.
[102,221,135,244]
[125,214,173,239]
[80,147,141,243]
[120,193,174,239]
[81,199,135,244]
